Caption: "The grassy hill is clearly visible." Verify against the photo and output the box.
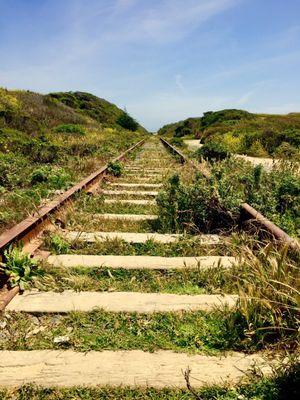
[50,91,147,133]
[158,109,300,159]
[0,88,146,232]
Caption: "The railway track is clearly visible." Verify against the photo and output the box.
[0,137,297,391]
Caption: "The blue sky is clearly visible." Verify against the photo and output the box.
[0,0,300,131]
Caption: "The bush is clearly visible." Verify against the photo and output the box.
[275,142,300,160]
[157,173,236,233]
[246,140,269,157]
[107,161,123,177]
[196,141,230,161]
[54,124,85,135]
[170,137,184,147]
[30,167,72,189]
[116,111,138,131]
[30,168,48,184]
[157,158,300,236]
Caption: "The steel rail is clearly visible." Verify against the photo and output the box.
[0,138,146,257]
[159,137,299,251]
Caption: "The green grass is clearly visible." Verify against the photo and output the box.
[75,194,158,215]
[34,265,237,295]
[65,212,158,233]
[43,234,235,256]
[0,308,259,353]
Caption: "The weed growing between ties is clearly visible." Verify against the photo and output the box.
[34,264,239,295]
[0,307,267,353]
[43,232,234,257]
[0,248,42,290]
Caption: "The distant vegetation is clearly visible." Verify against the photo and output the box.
[50,91,143,132]
[117,110,139,132]
[0,88,146,233]
[159,109,300,159]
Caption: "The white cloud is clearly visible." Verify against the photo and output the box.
[175,74,185,92]
[139,0,240,42]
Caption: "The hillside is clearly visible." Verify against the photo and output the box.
[158,109,300,159]
[0,88,146,232]
[50,91,147,133]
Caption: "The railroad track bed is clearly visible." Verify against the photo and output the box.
[0,137,298,394]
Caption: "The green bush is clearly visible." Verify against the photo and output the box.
[170,137,184,147]
[157,173,235,233]
[275,142,300,160]
[30,168,48,184]
[246,140,268,157]
[196,141,230,161]
[107,161,123,177]
[30,167,72,189]
[157,158,300,236]
[117,111,138,131]
[54,124,85,135]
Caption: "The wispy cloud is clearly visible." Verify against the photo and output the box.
[175,74,185,92]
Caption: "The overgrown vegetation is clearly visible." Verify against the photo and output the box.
[159,109,300,159]
[157,158,299,236]
[196,141,230,161]
[0,88,146,233]
[117,110,139,131]
[107,160,123,177]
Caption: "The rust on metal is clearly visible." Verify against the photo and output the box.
[160,138,186,163]
[241,203,299,250]
[0,139,146,257]
[160,137,211,178]
[0,286,19,312]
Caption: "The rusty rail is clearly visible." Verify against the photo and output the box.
[0,138,146,257]
[159,137,299,250]
[160,138,186,163]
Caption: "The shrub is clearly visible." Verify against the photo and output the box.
[54,124,85,135]
[107,161,123,177]
[247,140,269,157]
[116,111,138,131]
[170,137,184,147]
[30,167,72,189]
[275,142,300,160]
[174,126,185,137]
[196,141,230,161]
[173,125,192,138]
[157,173,236,233]
[157,158,300,236]
[30,167,48,184]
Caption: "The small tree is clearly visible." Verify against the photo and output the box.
[117,110,138,131]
